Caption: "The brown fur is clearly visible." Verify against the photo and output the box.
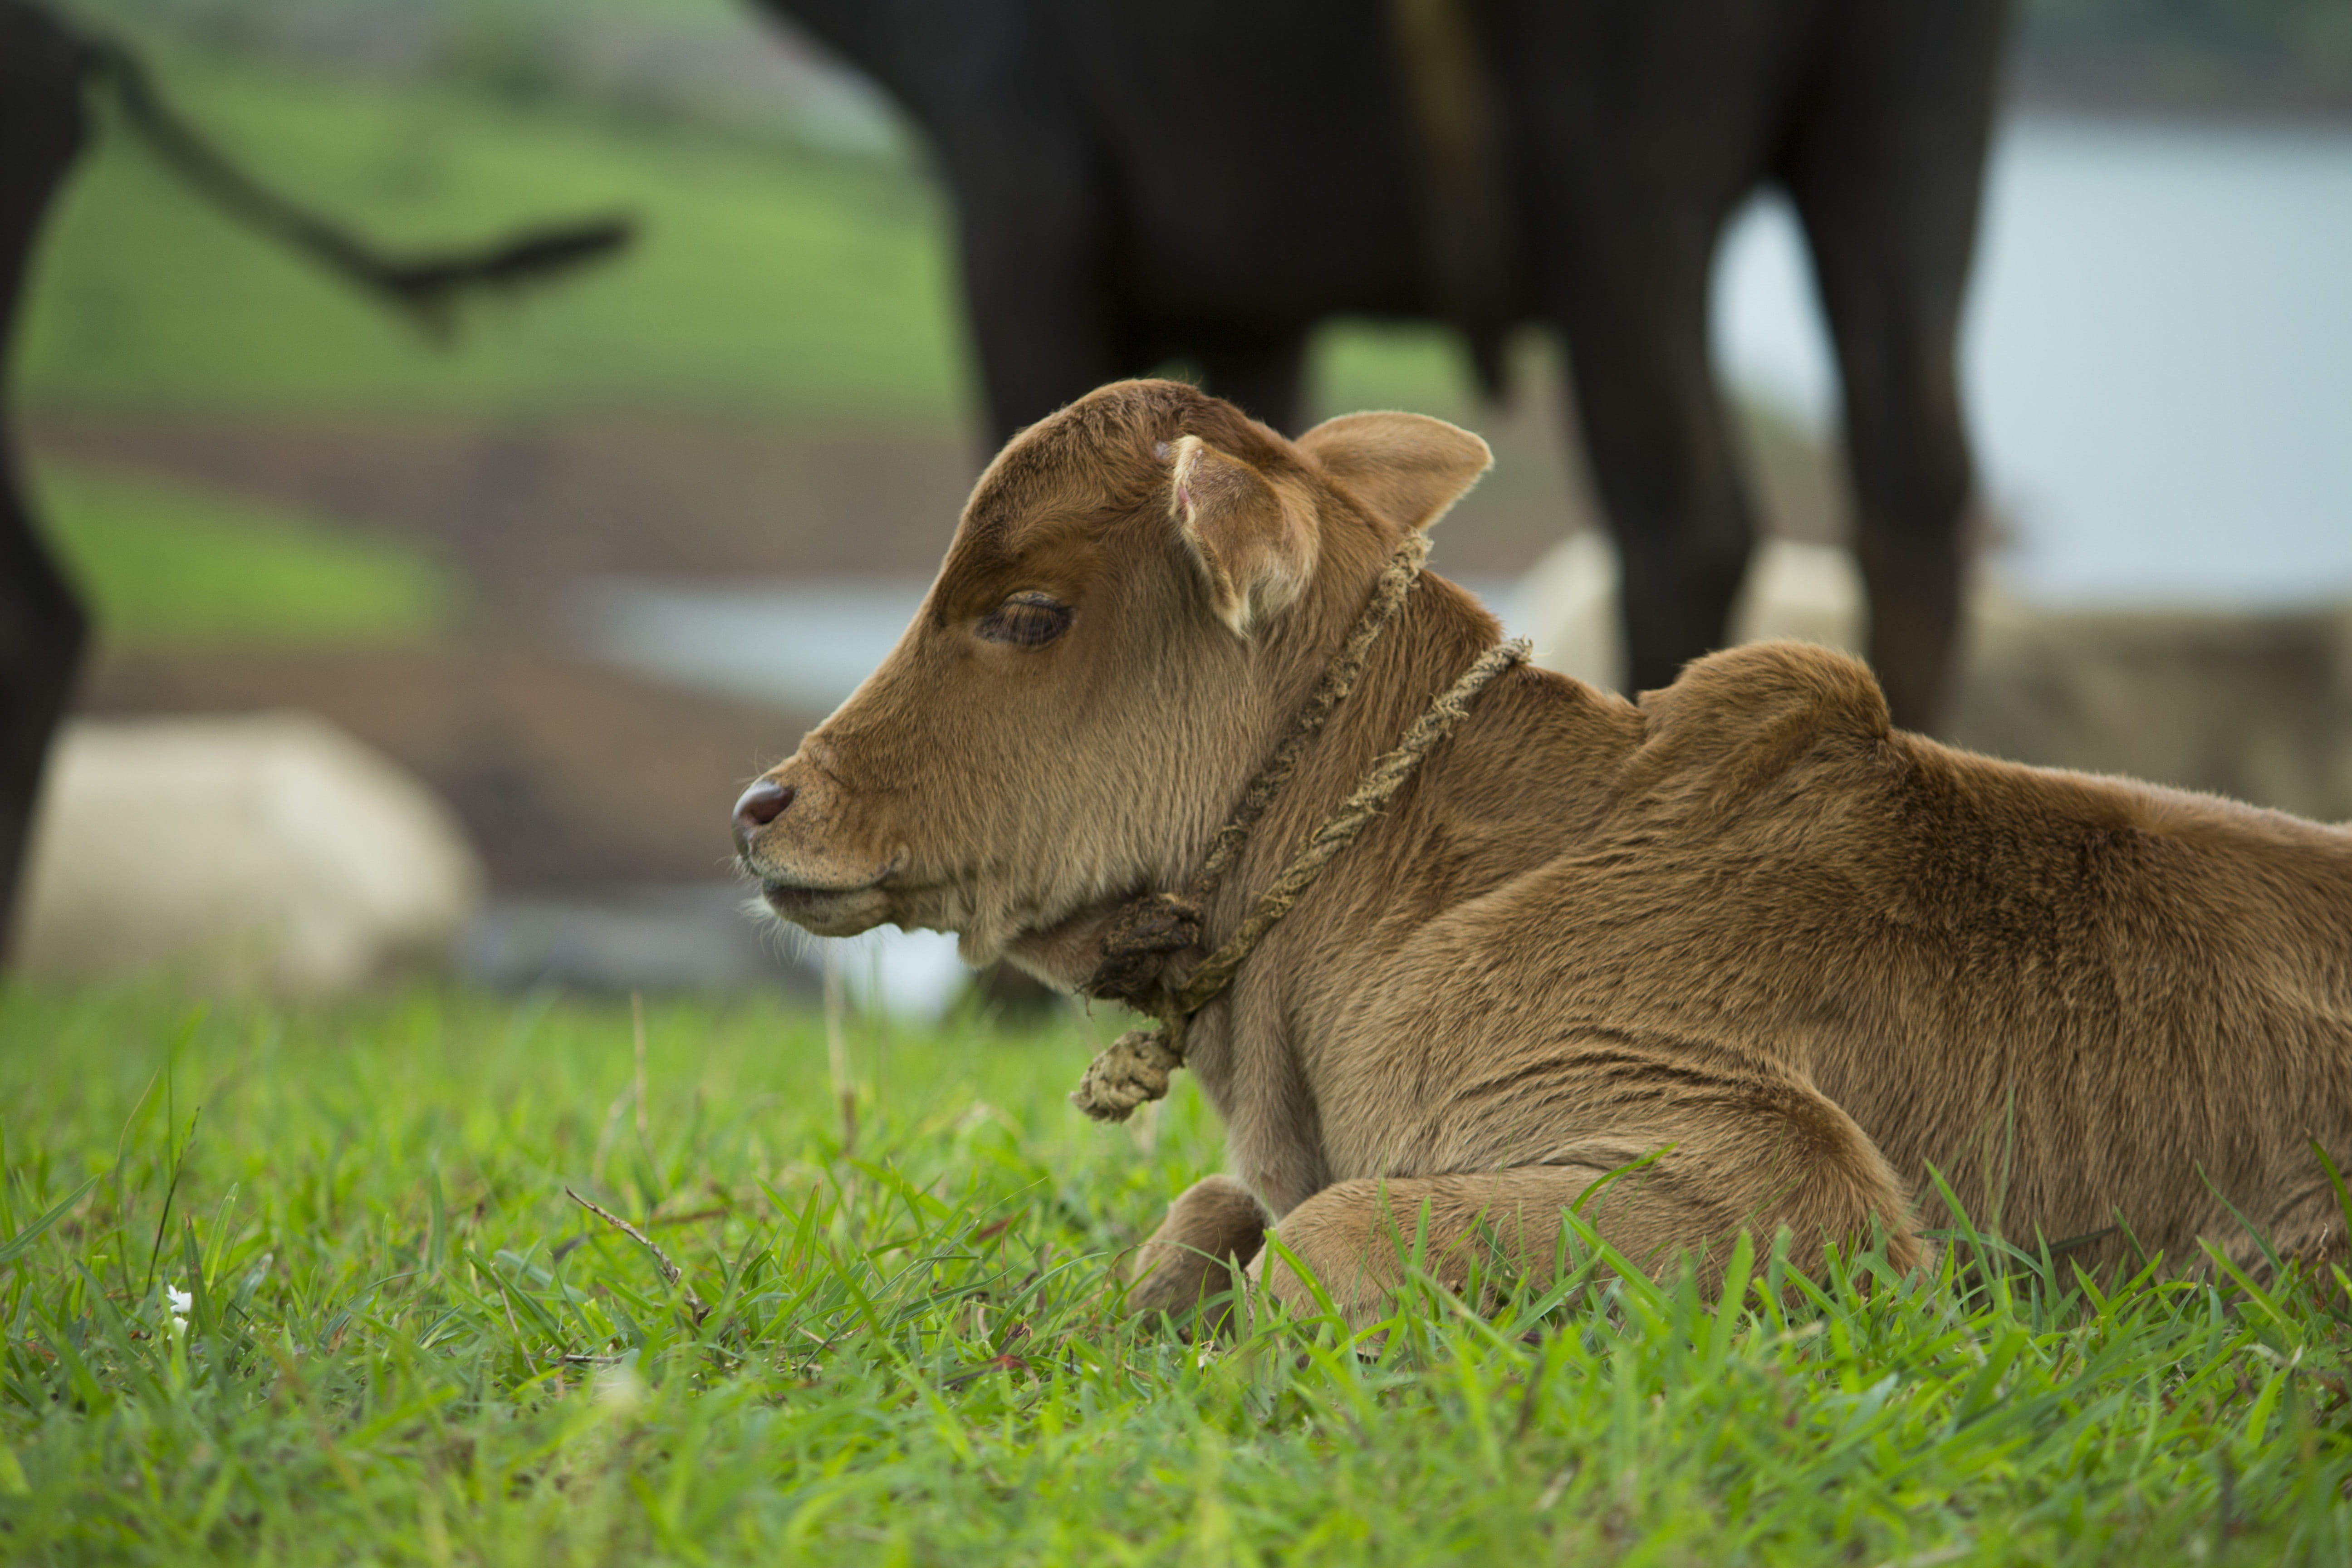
[739,379,2352,1324]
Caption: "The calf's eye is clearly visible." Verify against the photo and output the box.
[975,592,1073,647]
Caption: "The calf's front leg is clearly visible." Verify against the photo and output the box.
[1252,1110,1921,1325]
[1127,1174,1271,1326]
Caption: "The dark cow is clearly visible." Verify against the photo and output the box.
[0,0,629,954]
[763,0,2007,730]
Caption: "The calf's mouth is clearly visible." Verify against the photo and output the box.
[732,772,903,937]
[752,875,894,938]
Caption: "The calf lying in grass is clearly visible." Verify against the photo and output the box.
[735,377,2352,1324]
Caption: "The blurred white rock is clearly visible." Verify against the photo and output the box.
[15,712,485,993]
[1517,531,1865,692]
[1728,538,1866,656]
[1515,530,1623,691]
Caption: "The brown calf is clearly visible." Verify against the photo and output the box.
[735,378,2352,1322]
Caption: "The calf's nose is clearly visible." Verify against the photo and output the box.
[731,779,795,855]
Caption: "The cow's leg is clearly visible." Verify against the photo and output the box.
[0,0,94,957]
[1486,0,1804,696]
[1127,1173,1271,1328]
[1783,1,2005,734]
[1192,328,1310,436]
[1250,1089,1920,1325]
[939,138,1123,448]
[1550,248,1756,696]
[0,458,83,956]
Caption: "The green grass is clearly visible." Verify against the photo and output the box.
[28,460,456,651]
[17,44,1478,426]
[2,985,2348,1564]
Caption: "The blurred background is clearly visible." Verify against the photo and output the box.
[9,0,2351,1007]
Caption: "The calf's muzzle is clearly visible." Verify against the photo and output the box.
[730,778,794,857]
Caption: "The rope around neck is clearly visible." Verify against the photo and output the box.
[1070,536,1532,1122]
[1193,532,1433,899]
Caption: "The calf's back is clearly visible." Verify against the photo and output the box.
[1328,642,2352,1266]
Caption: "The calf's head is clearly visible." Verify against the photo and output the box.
[732,380,1490,983]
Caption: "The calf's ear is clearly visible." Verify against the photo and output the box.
[1296,411,1492,532]
[1170,435,1318,637]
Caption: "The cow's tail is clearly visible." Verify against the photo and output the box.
[79,29,633,333]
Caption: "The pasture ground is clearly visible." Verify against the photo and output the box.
[2,984,2348,1564]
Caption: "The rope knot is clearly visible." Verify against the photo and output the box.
[1069,1027,1185,1122]
[1082,892,1204,1007]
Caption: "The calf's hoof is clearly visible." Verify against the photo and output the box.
[1127,1174,1270,1334]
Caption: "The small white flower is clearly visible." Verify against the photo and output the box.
[593,1363,645,1414]
[165,1284,192,1336]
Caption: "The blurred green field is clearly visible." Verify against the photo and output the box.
[29,460,456,650]
[20,51,966,421]
[1,984,2348,1563]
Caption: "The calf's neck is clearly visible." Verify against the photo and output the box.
[736,379,2352,1320]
